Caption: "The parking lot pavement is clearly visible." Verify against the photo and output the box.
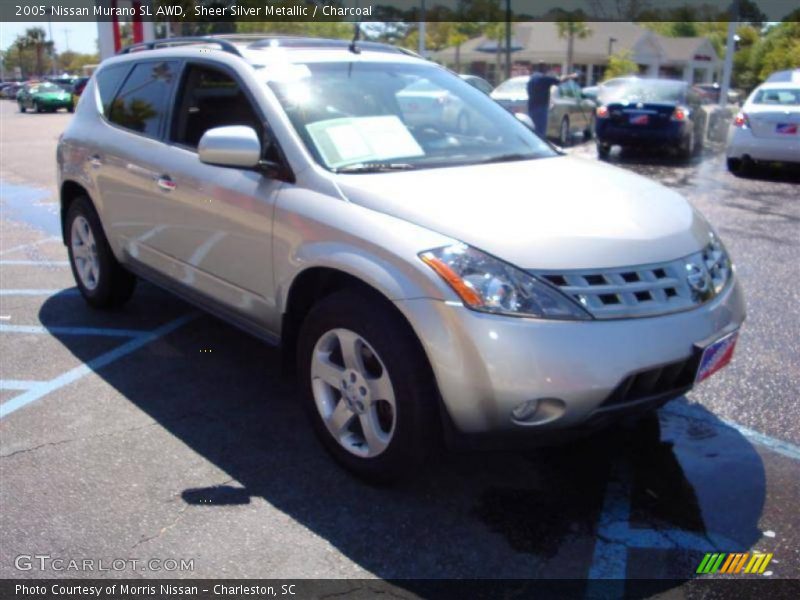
[1,100,799,587]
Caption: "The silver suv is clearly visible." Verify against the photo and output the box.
[57,36,745,481]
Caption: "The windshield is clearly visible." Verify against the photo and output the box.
[752,88,800,106]
[31,83,61,93]
[266,62,555,172]
[493,78,527,95]
[604,80,686,104]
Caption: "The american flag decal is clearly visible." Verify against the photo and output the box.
[776,123,798,134]
[696,331,738,383]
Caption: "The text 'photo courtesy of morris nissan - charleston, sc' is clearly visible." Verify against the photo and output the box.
[57,35,745,482]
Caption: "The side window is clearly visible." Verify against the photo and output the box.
[171,64,262,149]
[108,61,179,137]
[94,64,129,116]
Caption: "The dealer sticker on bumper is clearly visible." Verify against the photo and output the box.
[696,330,739,383]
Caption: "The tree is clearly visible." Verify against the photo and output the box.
[21,27,52,77]
[605,50,638,79]
[556,20,592,73]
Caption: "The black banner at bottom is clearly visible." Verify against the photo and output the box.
[2,579,800,600]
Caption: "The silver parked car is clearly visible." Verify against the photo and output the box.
[58,36,745,481]
[491,75,596,144]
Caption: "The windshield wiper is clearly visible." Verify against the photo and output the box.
[334,162,416,173]
[476,153,537,165]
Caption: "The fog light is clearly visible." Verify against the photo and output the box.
[511,399,540,422]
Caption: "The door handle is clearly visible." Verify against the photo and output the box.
[156,176,176,192]
[88,154,102,168]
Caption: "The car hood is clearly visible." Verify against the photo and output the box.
[335,156,712,270]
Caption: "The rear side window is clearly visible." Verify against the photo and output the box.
[753,88,800,106]
[108,61,179,137]
[95,64,130,116]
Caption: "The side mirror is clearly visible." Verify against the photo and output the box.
[198,126,262,168]
[515,112,536,131]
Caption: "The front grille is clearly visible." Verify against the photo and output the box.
[529,246,730,319]
[600,355,698,409]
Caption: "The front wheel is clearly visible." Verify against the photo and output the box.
[34,101,42,113]
[297,289,439,482]
[18,103,26,113]
[66,196,136,309]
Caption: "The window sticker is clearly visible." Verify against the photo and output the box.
[306,115,425,169]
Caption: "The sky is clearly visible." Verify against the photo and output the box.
[0,21,98,55]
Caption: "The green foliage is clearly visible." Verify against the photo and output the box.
[605,50,638,79]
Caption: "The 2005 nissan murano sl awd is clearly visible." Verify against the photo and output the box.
[57,36,745,481]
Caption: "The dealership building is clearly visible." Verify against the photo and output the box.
[430,22,722,86]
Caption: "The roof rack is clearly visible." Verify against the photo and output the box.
[246,36,406,55]
[118,37,242,56]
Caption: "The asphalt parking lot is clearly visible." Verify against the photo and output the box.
[1,99,799,590]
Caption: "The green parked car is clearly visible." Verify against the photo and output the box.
[18,82,74,113]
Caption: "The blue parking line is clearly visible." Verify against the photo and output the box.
[0,380,42,391]
[665,403,800,462]
[0,260,69,266]
[1,324,146,338]
[0,313,198,419]
[0,289,80,296]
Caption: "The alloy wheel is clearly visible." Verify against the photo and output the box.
[310,328,396,458]
[70,215,100,291]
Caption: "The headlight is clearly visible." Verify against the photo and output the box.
[704,231,732,295]
[420,244,591,320]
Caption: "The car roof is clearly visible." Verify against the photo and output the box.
[756,81,800,90]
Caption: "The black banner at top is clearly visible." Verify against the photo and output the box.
[2,0,799,23]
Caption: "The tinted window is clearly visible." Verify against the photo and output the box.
[108,61,179,137]
[95,64,130,116]
[171,64,262,148]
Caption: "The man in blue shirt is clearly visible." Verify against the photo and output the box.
[527,62,578,138]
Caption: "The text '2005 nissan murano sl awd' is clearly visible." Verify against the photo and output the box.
[57,36,745,481]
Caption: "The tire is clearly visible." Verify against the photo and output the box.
[677,130,694,160]
[558,116,570,146]
[65,196,136,309]
[727,157,751,177]
[34,101,42,113]
[297,289,439,483]
[18,103,25,113]
[68,104,74,113]
[596,141,610,159]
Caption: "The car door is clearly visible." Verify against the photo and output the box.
[93,60,181,271]
[148,61,284,328]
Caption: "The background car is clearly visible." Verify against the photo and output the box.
[694,83,742,105]
[594,78,707,159]
[459,74,493,95]
[71,76,90,109]
[491,76,595,144]
[396,78,473,134]
[17,82,74,113]
[2,82,24,99]
[726,81,800,174]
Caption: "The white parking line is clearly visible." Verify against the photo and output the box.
[0,236,61,256]
[1,324,146,338]
[0,260,69,266]
[0,312,199,419]
[0,380,42,391]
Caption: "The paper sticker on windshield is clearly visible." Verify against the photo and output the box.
[306,116,424,169]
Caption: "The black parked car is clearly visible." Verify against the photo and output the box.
[594,78,707,160]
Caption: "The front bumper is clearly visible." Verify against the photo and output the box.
[37,97,72,109]
[395,276,745,434]
[727,126,800,163]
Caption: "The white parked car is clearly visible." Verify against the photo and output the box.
[726,81,800,173]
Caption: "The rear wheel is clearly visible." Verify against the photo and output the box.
[66,196,136,309]
[297,289,439,482]
[727,156,751,177]
[558,116,570,146]
[596,141,610,159]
